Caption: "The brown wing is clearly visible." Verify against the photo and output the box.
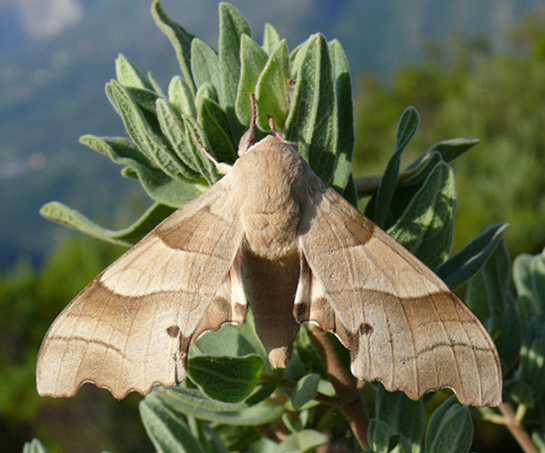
[37,177,246,398]
[296,186,502,407]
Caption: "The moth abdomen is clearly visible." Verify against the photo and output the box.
[242,248,301,368]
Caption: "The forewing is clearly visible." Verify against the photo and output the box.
[297,186,502,407]
[37,178,245,398]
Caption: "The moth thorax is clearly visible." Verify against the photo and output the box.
[240,200,301,260]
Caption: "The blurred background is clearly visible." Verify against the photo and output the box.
[1,0,544,451]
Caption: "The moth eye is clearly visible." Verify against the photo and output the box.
[166,325,181,338]
[359,323,373,335]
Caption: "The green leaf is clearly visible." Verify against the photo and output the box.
[328,39,354,193]
[464,235,522,371]
[39,202,176,246]
[291,325,326,380]
[290,373,320,410]
[437,223,510,289]
[23,439,48,453]
[388,162,456,269]
[124,87,160,114]
[374,107,420,229]
[140,394,206,453]
[531,429,545,452]
[81,135,202,207]
[368,419,390,453]
[389,435,412,453]
[200,424,230,453]
[494,300,522,372]
[284,34,337,183]
[466,237,513,335]
[181,115,220,185]
[169,76,197,118]
[289,39,308,77]
[399,151,442,189]
[405,138,479,171]
[81,134,154,170]
[510,381,535,407]
[190,324,262,359]
[235,310,270,361]
[514,247,545,325]
[273,430,329,453]
[212,425,262,452]
[115,54,153,90]
[514,254,539,322]
[263,23,280,55]
[188,355,264,403]
[151,0,195,93]
[219,2,251,137]
[342,172,358,207]
[519,324,545,401]
[156,386,284,425]
[375,385,424,453]
[147,71,166,98]
[155,99,204,180]
[191,38,221,98]
[362,152,443,224]
[163,383,275,413]
[255,39,290,131]
[106,80,190,181]
[197,96,237,164]
[236,34,269,126]
[157,96,222,182]
[425,396,473,453]
[196,81,219,106]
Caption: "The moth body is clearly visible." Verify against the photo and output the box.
[231,136,319,367]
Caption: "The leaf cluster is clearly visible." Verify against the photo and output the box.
[27,2,545,452]
[40,0,355,247]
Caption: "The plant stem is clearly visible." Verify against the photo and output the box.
[498,401,538,453]
[307,325,370,449]
[256,419,291,442]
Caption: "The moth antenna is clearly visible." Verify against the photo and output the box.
[191,132,232,175]
[268,116,285,142]
[238,93,257,156]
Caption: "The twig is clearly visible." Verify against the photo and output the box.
[256,419,292,442]
[307,325,370,449]
[498,401,538,453]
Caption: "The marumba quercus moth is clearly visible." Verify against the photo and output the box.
[37,95,501,407]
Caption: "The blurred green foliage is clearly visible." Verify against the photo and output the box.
[353,13,545,257]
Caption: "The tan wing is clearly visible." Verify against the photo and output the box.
[37,178,246,399]
[296,186,502,407]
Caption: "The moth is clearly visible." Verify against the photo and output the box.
[37,106,502,407]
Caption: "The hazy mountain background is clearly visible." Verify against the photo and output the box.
[1,0,543,272]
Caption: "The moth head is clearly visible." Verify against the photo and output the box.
[237,93,299,164]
